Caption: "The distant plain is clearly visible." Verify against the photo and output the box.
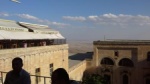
[67,40,93,53]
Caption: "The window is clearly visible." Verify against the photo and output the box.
[0,45,3,49]
[35,68,41,83]
[147,52,150,61]
[50,63,53,76]
[146,78,150,84]
[101,58,114,65]
[114,51,119,57]
[119,58,134,67]
[123,74,128,84]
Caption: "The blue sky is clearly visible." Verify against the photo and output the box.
[0,0,150,41]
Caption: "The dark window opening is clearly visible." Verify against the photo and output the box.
[101,58,114,65]
[146,78,150,84]
[35,68,41,83]
[50,63,53,76]
[104,74,111,84]
[123,74,128,84]
[119,58,134,67]
[114,51,119,57]
[147,52,150,61]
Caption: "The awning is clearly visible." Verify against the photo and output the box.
[0,30,65,40]
[55,33,65,39]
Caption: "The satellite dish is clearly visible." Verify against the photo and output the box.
[10,0,21,3]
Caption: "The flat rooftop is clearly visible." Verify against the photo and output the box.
[69,52,93,68]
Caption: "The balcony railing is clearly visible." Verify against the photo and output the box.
[0,71,51,84]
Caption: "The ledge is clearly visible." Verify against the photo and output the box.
[0,44,68,59]
[93,40,150,45]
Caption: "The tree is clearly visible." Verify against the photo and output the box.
[82,74,106,84]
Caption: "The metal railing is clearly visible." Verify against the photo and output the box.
[0,71,51,84]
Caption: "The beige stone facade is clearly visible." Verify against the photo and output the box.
[0,44,68,84]
[92,41,150,84]
[69,60,87,81]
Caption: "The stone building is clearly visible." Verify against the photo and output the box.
[1,18,150,84]
[92,40,150,84]
[0,19,89,84]
[0,19,68,84]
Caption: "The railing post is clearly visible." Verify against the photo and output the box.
[44,77,46,84]
[1,72,4,84]
[36,76,38,84]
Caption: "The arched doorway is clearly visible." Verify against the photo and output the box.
[100,57,114,84]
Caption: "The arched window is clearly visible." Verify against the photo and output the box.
[119,58,134,67]
[123,74,128,84]
[147,52,150,61]
[101,57,114,65]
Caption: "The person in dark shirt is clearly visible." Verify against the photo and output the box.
[4,57,31,84]
[51,68,78,84]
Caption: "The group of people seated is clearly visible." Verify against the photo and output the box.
[4,57,78,84]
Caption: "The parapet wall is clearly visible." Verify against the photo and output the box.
[69,60,87,81]
[0,44,68,59]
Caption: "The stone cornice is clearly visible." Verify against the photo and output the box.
[93,41,150,45]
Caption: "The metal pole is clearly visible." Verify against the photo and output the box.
[44,77,46,84]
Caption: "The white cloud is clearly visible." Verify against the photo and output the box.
[103,13,117,18]
[0,12,9,17]
[44,20,69,27]
[16,14,43,22]
[63,16,86,21]
[63,13,150,27]
[88,16,98,21]
[16,14,69,27]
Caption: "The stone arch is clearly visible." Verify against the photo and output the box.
[101,57,115,65]
[119,58,134,67]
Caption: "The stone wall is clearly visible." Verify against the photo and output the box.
[0,44,68,84]
[92,42,150,84]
